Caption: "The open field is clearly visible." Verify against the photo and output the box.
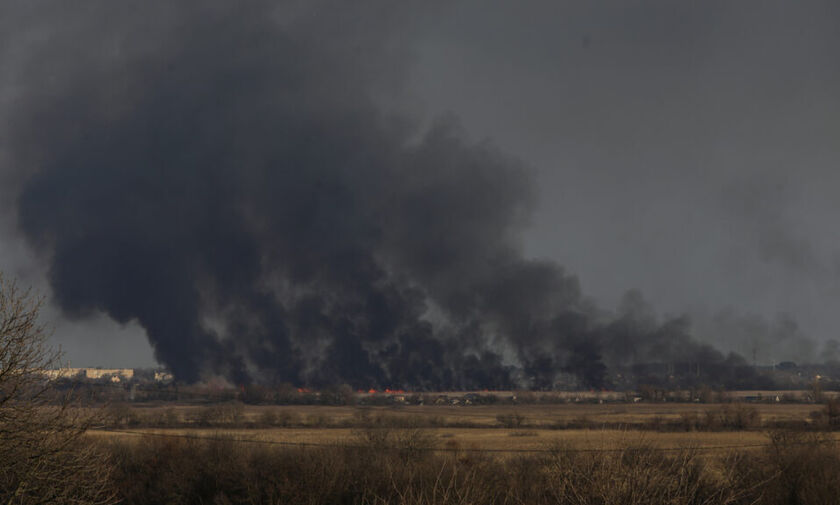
[91,426,840,453]
[110,400,830,428]
[91,417,840,504]
[91,400,840,457]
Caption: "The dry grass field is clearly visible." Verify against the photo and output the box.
[85,400,840,503]
[117,401,825,426]
[91,400,838,453]
[90,426,816,452]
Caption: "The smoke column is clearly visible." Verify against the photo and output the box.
[2,1,745,388]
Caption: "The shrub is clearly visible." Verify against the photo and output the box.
[95,429,840,505]
[496,412,527,429]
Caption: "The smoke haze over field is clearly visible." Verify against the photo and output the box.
[1,1,839,385]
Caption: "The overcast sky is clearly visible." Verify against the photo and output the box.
[411,1,840,362]
[1,1,839,368]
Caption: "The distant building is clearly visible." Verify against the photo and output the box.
[43,367,134,382]
[154,371,174,383]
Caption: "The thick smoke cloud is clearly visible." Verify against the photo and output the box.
[692,310,820,366]
[410,1,840,355]
[2,1,754,388]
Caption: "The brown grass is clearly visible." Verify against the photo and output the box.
[97,427,840,504]
[108,401,825,429]
[91,427,837,454]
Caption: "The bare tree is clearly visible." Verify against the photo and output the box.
[0,273,116,505]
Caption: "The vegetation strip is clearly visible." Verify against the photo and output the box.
[97,428,789,453]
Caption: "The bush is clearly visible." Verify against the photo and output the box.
[192,402,246,426]
[678,411,700,431]
[496,412,527,429]
[825,398,840,428]
[701,404,760,431]
[751,430,840,505]
[92,428,840,505]
[105,404,142,427]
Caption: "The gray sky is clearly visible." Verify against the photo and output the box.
[408,1,840,363]
[1,1,839,368]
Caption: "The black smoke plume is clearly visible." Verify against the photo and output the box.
[2,1,750,388]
